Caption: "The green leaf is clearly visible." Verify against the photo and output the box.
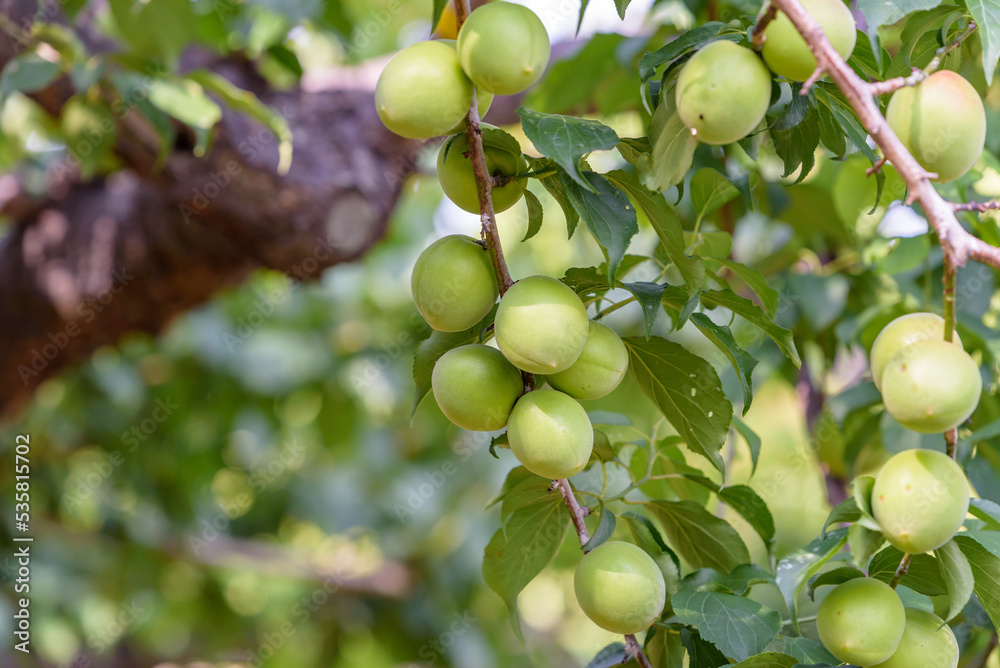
[645,628,685,668]
[690,168,740,225]
[677,564,775,596]
[690,313,758,414]
[732,417,761,475]
[613,0,632,19]
[935,538,974,622]
[616,137,650,165]
[149,77,222,130]
[699,290,801,367]
[779,636,840,665]
[518,108,619,191]
[681,628,728,668]
[848,523,886,568]
[1,53,61,100]
[821,497,861,537]
[431,0,448,32]
[727,653,798,668]
[535,167,581,238]
[605,170,705,293]
[775,529,847,630]
[638,22,727,81]
[584,643,627,668]
[672,589,781,662]
[621,281,666,339]
[645,94,698,190]
[807,566,865,599]
[678,474,774,546]
[816,88,878,161]
[967,0,1000,84]
[485,466,534,510]
[557,170,638,284]
[869,547,947,596]
[859,0,952,36]
[186,69,293,174]
[483,478,569,639]
[522,188,544,241]
[955,534,1000,630]
[582,501,616,553]
[624,336,733,472]
[710,259,780,317]
[61,96,117,178]
[645,500,750,573]
[108,0,196,62]
[769,100,820,184]
[969,498,1000,529]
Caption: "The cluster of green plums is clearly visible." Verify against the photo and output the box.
[676,0,985,181]
[870,312,982,434]
[412,235,630,480]
[375,2,549,140]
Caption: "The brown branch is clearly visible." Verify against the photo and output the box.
[865,156,887,176]
[625,633,654,668]
[774,0,1000,271]
[889,553,912,588]
[869,21,977,96]
[954,201,1000,212]
[554,478,591,546]
[751,4,778,51]
[969,633,999,668]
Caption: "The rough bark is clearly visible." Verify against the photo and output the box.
[0,2,421,415]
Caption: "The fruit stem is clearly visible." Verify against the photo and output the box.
[624,633,654,668]
[453,0,515,295]
[942,252,960,458]
[888,553,912,588]
[554,478,591,547]
[869,20,978,96]
[751,4,778,51]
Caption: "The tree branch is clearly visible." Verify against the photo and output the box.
[869,21,977,96]
[889,553,912,588]
[771,0,1000,272]
[953,201,1000,212]
[554,478,591,546]
[751,4,778,51]
[625,633,654,668]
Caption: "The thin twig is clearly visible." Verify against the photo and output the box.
[751,4,778,51]
[889,553,912,588]
[771,0,1000,269]
[555,478,591,547]
[865,156,887,176]
[624,633,654,668]
[954,201,1000,212]
[869,21,977,96]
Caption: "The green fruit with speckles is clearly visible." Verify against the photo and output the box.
[761,0,857,82]
[882,340,981,433]
[871,449,969,554]
[432,344,523,431]
[494,276,589,374]
[574,541,666,634]
[507,390,593,479]
[457,2,550,95]
[886,70,986,182]
[375,40,474,139]
[437,125,526,214]
[675,40,772,145]
[817,577,905,666]
[411,235,498,332]
[546,321,628,400]
[870,313,964,390]
[870,608,959,668]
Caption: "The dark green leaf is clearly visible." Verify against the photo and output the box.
[624,336,733,472]
[821,497,861,537]
[638,22,726,81]
[967,0,1000,84]
[522,188,544,241]
[935,538,974,622]
[807,566,865,599]
[677,564,775,596]
[690,313,758,414]
[1,53,61,100]
[869,547,947,596]
[816,88,878,161]
[557,170,638,284]
[645,500,750,573]
[584,643,627,668]
[621,281,666,339]
[780,637,840,665]
[606,170,705,293]
[732,417,761,475]
[613,0,631,19]
[769,101,820,184]
[700,289,800,367]
[431,0,448,32]
[727,653,798,668]
[676,473,774,546]
[672,589,782,661]
[617,137,650,165]
[583,501,616,553]
[681,628,728,668]
[518,108,619,191]
[690,168,740,224]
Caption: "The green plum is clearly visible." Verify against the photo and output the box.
[546,321,628,400]
[870,608,959,668]
[871,449,970,554]
[882,340,982,433]
[817,577,905,666]
[886,71,986,182]
[494,276,589,374]
[574,541,666,634]
[507,390,593,479]
[676,40,772,145]
[457,2,550,95]
[375,40,474,139]
[437,125,526,214]
[761,0,857,82]
[411,235,497,332]
[870,312,964,390]
[432,344,523,431]
[437,40,494,133]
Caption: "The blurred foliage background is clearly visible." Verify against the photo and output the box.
[1,0,1000,666]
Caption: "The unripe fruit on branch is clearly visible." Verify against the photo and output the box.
[507,390,593,479]
[375,41,474,139]
[546,321,628,400]
[761,0,857,82]
[870,608,959,668]
[457,2,550,95]
[870,313,963,390]
[871,449,970,554]
[881,341,982,433]
[438,40,494,133]
[886,71,986,182]
[816,577,905,666]
[574,541,666,634]
[432,344,523,431]
[494,276,589,374]
[411,235,498,332]
[437,126,526,214]
[676,41,772,145]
